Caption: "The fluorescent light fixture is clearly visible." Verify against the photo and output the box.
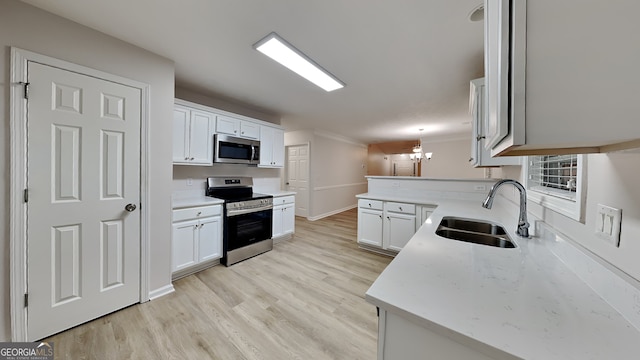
[254,32,345,92]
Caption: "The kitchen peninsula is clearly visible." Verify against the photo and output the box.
[362,177,640,359]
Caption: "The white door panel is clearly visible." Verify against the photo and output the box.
[286,145,309,217]
[27,62,141,340]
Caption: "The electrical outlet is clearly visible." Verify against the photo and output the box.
[187,178,193,186]
[474,185,486,191]
[595,204,622,247]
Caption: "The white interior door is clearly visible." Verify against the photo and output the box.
[26,61,141,340]
[286,145,309,218]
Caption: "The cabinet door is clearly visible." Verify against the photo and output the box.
[417,206,435,231]
[259,126,274,166]
[282,203,295,235]
[358,208,383,247]
[189,110,215,164]
[240,121,260,139]
[385,213,417,252]
[271,128,285,167]
[172,219,198,271]
[484,0,510,149]
[198,216,222,262]
[172,106,190,163]
[216,115,239,136]
[470,78,521,167]
[272,204,284,238]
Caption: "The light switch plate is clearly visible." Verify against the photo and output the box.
[595,204,622,246]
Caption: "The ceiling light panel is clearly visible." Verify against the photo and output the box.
[254,32,345,92]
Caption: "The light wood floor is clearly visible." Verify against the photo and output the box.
[45,208,393,359]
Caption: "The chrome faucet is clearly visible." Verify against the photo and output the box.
[482,179,530,238]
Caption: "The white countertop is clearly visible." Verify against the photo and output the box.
[262,190,296,197]
[172,195,224,209]
[172,190,294,209]
[366,199,640,359]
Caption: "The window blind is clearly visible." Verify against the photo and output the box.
[528,155,578,200]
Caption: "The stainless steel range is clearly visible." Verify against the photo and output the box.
[206,177,273,266]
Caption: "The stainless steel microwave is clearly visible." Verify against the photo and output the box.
[213,134,260,165]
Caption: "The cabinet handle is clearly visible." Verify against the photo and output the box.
[190,157,194,160]
[184,157,189,160]
[386,216,390,220]
[399,207,403,211]
[368,203,372,207]
[379,215,382,219]
[469,157,474,162]
[476,135,486,141]
[200,224,204,228]
[196,211,202,216]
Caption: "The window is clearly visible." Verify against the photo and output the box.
[525,154,587,221]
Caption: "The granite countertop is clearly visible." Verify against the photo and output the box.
[365,199,640,359]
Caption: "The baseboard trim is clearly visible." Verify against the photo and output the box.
[308,205,356,221]
[273,233,293,243]
[358,243,397,257]
[148,284,175,301]
[171,259,221,281]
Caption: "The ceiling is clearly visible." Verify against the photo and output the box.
[21,0,485,145]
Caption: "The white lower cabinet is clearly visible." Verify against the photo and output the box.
[384,202,416,252]
[358,208,384,247]
[172,204,222,277]
[272,195,295,239]
[377,309,497,360]
[358,199,434,254]
[416,205,437,231]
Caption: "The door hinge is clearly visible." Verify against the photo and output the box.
[18,81,30,99]
[24,293,28,307]
[24,189,29,203]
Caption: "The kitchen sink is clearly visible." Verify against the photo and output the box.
[436,216,515,248]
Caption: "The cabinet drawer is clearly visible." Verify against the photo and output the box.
[274,195,295,206]
[358,199,383,210]
[173,205,221,222]
[384,202,415,214]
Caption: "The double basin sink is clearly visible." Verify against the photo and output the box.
[436,216,516,248]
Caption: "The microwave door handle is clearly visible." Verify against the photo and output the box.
[250,145,256,164]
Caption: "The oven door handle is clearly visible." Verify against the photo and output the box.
[227,205,273,217]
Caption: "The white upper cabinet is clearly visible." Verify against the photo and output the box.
[485,0,640,156]
[259,126,285,168]
[216,114,260,140]
[173,104,215,165]
[173,99,285,167]
[469,78,520,167]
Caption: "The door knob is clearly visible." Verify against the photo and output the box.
[125,203,137,212]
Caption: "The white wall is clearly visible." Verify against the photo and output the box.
[420,138,497,179]
[500,152,640,282]
[0,1,175,341]
[285,130,368,220]
[173,165,282,195]
[175,87,280,125]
